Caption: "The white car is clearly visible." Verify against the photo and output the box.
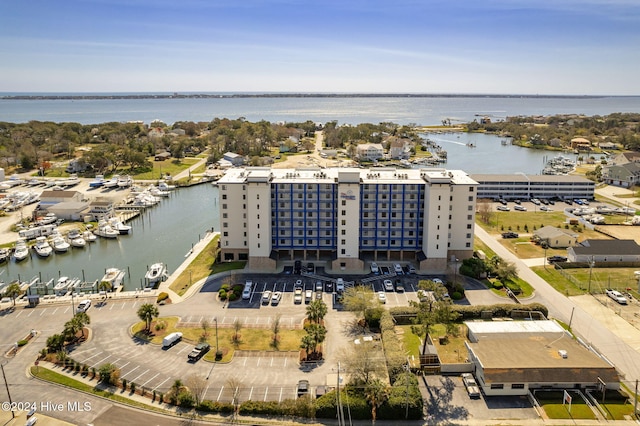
[462,373,481,398]
[496,205,510,211]
[540,205,552,211]
[383,280,394,291]
[370,262,379,274]
[378,292,387,304]
[76,299,91,313]
[393,263,403,274]
[606,289,628,305]
[271,291,282,305]
[513,205,527,211]
[262,290,272,304]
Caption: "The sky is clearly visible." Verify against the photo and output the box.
[0,0,639,95]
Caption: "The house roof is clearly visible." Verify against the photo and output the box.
[571,137,591,143]
[468,334,618,384]
[223,152,241,158]
[604,162,640,180]
[572,239,640,256]
[533,226,578,240]
[41,190,80,199]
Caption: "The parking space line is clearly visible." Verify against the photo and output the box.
[270,357,274,367]
[111,358,121,366]
[154,377,170,392]
[62,306,71,314]
[121,365,139,378]
[176,345,190,355]
[82,351,104,362]
[27,310,34,317]
[256,357,261,366]
[284,358,287,367]
[278,387,283,402]
[210,316,216,324]
[131,300,138,309]
[51,308,58,315]
[15,311,22,318]
[263,387,268,401]
[217,386,224,402]
[39,308,48,316]
[91,355,112,368]
[198,316,204,324]
[141,372,160,387]
[248,387,253,401]
[118,361,130,370]
[243,358,247,366]
[109,303,115,311]
[121,302,127,310]
[131,369,149,384]
[186,315,192,323]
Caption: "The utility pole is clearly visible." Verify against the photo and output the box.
[1,362,14,418]
[404,360,411,419]
[588,256,595,294]
[336,362,343,426]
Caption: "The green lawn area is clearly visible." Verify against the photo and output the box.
[535,390,596,420]
[592,389,636,420]
[132,316,305,363]
[399,324,469,364]
[532,265,640,298]
[133,158,199,180]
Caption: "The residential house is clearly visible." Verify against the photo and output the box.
[567,239,640,263]
[148,127,165,139]
[570,137,591,150]
[154,151,171,161]
[602,162,640,188]
[356,143,384,161]
[88,197,116,221]
[388,137,412,160]
[223,152,244,166]
[532,226,579,248]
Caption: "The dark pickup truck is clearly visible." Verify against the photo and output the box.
[188,342,210,361]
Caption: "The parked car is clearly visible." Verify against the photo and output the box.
[307,262,314,274]
[262,290,272,304]
[325,282,334,292]
[162,332,183,348]
[408,265,416,274]
[606,289,628,305]
[76,299,91,313]
[378,291,387,304]
[394,279,404,293]
[496,205,510,211]
[370,262,379,274]
[305,289,313,303]
[315,281,323,292]
[271,291,282,305]
[188,342,210,361]
[501,232,519,239]
[540,205,552,211]
[294,260,302,274]
[336,278,344,293]
[294,287,303,304]
[297,380,310,397]
[462,373,481,399]
[547,255,567,263]
[393,263,403,274]
[513,205,527,211]
[383,279,394,291]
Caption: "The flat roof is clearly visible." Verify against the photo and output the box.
[466,320,564,335]
[470,173,593,184]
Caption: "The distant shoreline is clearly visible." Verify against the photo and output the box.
[0,93,614,101]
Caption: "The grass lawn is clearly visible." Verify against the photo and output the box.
[399,324,470,364]
[592,389,636,420]
[399,325,422,367]
[487,276,534,298]
[169,234,246,296]
[30,366,166,413]
[532,265,640,297]
[133,158,199,180]
[534,390,596,420]
[132,317,305,363]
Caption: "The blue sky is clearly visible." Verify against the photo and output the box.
[1,0,638,94]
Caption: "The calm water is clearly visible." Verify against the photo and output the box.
[0,184,220,290]
[1,95,640,125]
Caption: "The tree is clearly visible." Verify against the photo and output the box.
[46,334,65,353]
[365,378,389,422]
[305,299,328,324]
[226,377,243,417]
[98,280,112,292]
[476,198,493,224]
[341,341,386,386]
[300,335,315,359]
[186,374,207,407]
[410,280,460,356]
[342,286,378,328]
[3,282,21,307]
[232,318,242,347]
[167,379,186,405]
[63,318,81,342]
[74,312,91,338]
[137,303,159,331]
[306,324,327,356]
[271,314,281,350]
[98,363,120,385]
[200,318,210,343]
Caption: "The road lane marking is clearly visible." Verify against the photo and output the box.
[141,372,160,387]
[121,365,139,378]
[131,369,149,384]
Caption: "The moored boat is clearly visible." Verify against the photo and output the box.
[89,175,105,188]
[67,229,86,248]
[83,230,97,242]
[33,236,53,257]
[94,221,119,239]
[13,238,29,261]
[101,268,125,292]
[145,262,168,286]
[51,233,71,252]
[117,175,133,188]
[108,217,132,235]
[103,175,119,189]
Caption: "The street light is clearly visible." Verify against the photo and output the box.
[453,258,459,285]
[1,362,14,418]
[206,317,220,380]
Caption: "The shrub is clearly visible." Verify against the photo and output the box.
[218,289,227,300]
[130,382,136,393]
[156,292,169,303]
[98,363,120,385]
[198,400,234,413]
[122,379,127,390]
[492,280,504,289]
[17,339,28,347]
[452,291,463,300]
[158,392,164,404]
[378,372,423,420]
[239,400,281,415]
[505,281,522,295]
[177,390,195,408]
[228,292,237,301]
[315,389,370,419]
[220,284,231,292]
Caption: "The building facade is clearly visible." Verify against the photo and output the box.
[470,174,595,201]
[217,167,478,272]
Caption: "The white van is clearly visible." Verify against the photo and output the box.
[336,278,344,293]
[162,332,183,348]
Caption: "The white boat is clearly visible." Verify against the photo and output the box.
[33,236,53,257]
[37,212,57,226]
[67,229,86,248]
[83,230,97,242]
[101,268,125,292]
[13,239,29,261]
[145,262,168,285]
[108,217,132,235]
[158,180,176,191]
[54,276,74,296]
[51,233,70,252]
[117,175,133,188]
[148,185,170,197]
[63,174,80,187]
[0,248,9,263]
[89,175,105,188]
[103,175,119,189]
[94,221,119,239]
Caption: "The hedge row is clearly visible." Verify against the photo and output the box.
[389,302,548,323]
[380,310,409,383]
[238,397,315,418]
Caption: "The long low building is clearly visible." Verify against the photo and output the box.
[470,173,595,201]
[217,167,478,272]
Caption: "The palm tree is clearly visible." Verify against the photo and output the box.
[365,379,389,422]
[3,282,21,307]
[306,299,328,324]
[306,324,327,358]
[300,335,315,360]
[98,280,112,292]
[74,312,91,338]
[63,318,81,342]
[137,303,159,331]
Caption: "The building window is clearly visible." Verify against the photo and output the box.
[221,185,226,190]
[341,239,346,245]
[222,213,228,218]
[223,222,228,228]
[466,233,471,238]
[467,215,472,220]
[222,194,227,200]
[469,187,474,192]
[222,204,227,209]
[342,220,346,226]
[468,205,473,211]
[511,384,525,389]
[342,210,346,216]
[468,196,473,201]
[341,230,346,235]
[466,242,471,247]
[342,200,346,206]
[341,249,346,255]
[223,231,228,237]
[490,384,504,390]
[467,224,472,229]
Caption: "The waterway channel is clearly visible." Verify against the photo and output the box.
[0,183,220,291]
